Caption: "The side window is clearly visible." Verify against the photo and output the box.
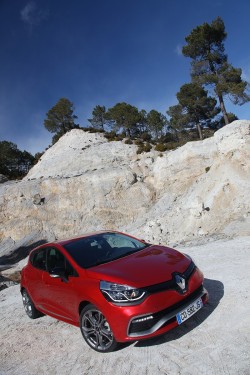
[31,249,46,271]
[47,248,76,277]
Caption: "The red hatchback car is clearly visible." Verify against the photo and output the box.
[21,231,208,352]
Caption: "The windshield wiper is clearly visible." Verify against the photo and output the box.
[108,247,148,262]
[86,245,150,267]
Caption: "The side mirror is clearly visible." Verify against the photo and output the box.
[49,267,68,283]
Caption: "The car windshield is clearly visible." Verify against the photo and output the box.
[63,232,149,269]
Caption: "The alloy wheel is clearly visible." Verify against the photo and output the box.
[22,290,34,318]
[81,307,116,352]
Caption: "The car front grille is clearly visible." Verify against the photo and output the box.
[143,261,196,295]
[128,284,205,337]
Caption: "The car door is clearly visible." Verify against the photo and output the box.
[41,247,79,322]
[28,247,47,308]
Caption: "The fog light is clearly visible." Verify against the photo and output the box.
[133,315,153,323]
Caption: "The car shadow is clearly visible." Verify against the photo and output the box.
[133,278,224,348]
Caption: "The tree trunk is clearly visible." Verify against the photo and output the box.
[173,128,179,142]
[208,60,229,125]
[196,123,203,140]
[218,94,229,125]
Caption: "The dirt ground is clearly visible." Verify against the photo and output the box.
[0,236,250,375]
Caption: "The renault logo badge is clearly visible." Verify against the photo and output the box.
[175,274,186,291]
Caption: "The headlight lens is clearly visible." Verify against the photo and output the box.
[100,281,145,303]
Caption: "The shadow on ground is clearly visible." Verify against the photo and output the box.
[0,274,19,291]
[0,239,48,289]
[0,239,47,267]
[133,278,224,348]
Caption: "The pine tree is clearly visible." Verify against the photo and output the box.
[88,105,106,130]
[44,98,78,135]
[106,102,141,137]
[182,17,250,124]
[0,141,34,178]
[147,110,167,139]
[168,83,219,140]
[166,104,186,141]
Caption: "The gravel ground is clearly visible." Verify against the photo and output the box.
[1,236,250,375]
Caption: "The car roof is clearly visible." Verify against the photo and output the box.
[54,230,118,246]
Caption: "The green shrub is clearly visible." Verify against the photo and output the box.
[104,131,117,140]
[163,142,178,150]
[88,127,105,133]
[118,133,125,140]
[141,132,152,142]
[114,135,123,141]
[155,143,168,152]
[125,139,133,144]
[136,143,152,154]
[143,142,152,152]
[158,132,175,143]
[134,139,143,146]
[155,141,187,151]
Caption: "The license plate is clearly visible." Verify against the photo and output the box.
[176,297,203,325]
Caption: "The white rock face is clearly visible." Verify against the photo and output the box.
[0,120,249,257]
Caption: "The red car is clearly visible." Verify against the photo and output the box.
[21,231,208,352]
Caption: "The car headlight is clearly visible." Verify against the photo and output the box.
[100,281,145,303]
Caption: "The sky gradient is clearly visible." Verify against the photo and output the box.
[1,0,250,154]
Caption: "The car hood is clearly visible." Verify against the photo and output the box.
[86,245,191,287]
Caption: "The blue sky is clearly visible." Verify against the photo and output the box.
[1,0,250,154]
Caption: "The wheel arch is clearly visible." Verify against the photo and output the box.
[78,301,91,316]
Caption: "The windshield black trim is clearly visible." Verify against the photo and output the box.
[63,232,150,269]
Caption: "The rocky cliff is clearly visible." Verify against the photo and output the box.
[0,120,249,258]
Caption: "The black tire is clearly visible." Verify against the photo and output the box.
[80,304,119,353]
[22,289,43,319]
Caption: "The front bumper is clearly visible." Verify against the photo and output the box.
[99,265,208,342]
[128,285,208,337]
[103,281,208,342]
